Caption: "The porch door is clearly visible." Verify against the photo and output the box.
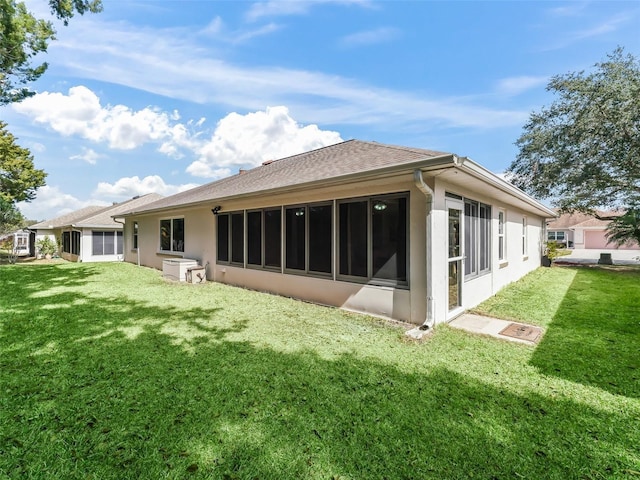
[446,199,464,317]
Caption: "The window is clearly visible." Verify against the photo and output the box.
[372,196,407,281]
[339,200,368,278]
[217,214,229,262]
[247,211,262,266]
[72,231,80,255]
[498,209,506,262]
[264,209,281,268]
[216,212,244,264]
[464,199,491,279]
[547,231,565,241]
[338,193,408,284]
[284,203,333,274]
[285,207,306,270]
[62,231,71,253]
[522,216,528,256]
[231,212,244,264]
[308,204,332,274]
[213,193,407,286]
[92,231,123,256]
[62,231,81,255]
[160,218,184,253]
[133,221,139,250]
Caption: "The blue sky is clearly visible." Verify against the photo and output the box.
[5,0,639,220]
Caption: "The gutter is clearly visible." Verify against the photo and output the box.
[413,168,437,330]
[117,153,457,218]
[452,156,556,217]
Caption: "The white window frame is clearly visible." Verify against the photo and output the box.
[498,209,506,263]
[522,216,528,258]
[159,217,185,254]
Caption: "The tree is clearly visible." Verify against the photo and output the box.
[0,121,47,203]
[508,48,640,216]
[0,0,102,105]
[605,208,640,247]
[0,197,25,235]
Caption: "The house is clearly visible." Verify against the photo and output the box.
[547,211,639,249]
[117,140,555,326]
[0,229,34,257]
[30,194,162,262]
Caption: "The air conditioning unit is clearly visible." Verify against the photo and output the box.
[186,266,207,284]
[162,258,199,282]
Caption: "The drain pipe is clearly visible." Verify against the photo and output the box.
[414,169,436,330]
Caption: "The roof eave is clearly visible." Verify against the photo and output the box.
[453,157,556,218]
[119,153,457,217]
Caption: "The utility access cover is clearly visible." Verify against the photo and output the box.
[499,323,543,344]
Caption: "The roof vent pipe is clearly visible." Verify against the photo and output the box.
[414,169,436,330]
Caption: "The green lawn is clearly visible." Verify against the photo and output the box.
[1,263,639,479]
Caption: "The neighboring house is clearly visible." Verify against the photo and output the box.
[547,211,639,249]
[118,140,554,326]
[30,194,162,262]
[0,230,34,257]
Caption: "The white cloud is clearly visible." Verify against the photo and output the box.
[18,176,200,221]
[232,23,282,44]
[201,16,224,35]
[43,14,528,130]
[12,86,200,155]
[340,27,399,47]
[17,185,109,221]
[496,76,548,96]
[70,147,102,165]
[246,0,373,21]
[245,1,316,21]
[186,106,343,178]
[94,176,200,199]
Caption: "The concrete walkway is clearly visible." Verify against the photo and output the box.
[555,248,640,266]
[449,313,543,345]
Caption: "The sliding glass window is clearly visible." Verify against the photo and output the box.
[231,213,244,264]
[216,212,244,264]
[464,199,491,279]
[338,193,409,285]
[285,207,306,271]
[247,210,262,266]
[217,214,229,263]
[264,209,281,269]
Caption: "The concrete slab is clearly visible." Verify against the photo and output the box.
[449,313,543,345]
[555,248,640,266]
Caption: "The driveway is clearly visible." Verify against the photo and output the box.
[556,248,640,265]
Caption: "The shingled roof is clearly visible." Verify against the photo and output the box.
[547,210,621,229]
[31,194,163,229]
[31,205,109,229]
[121,140,451,216]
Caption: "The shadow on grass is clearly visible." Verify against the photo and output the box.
[531,266,640,398]
[3,338,639,478]
[1,265,639,478]
[0,263,246,357]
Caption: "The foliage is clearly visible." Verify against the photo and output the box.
[508,48,640,214]
[606,207,640,246]
[0,197,25,235]
[0,263,639,478]
[35,235,56,255]
[544,240,564,262]
[0,0,102,105]
[0,121,47,204]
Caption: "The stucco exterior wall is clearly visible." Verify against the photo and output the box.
[124,171,546,325]
[430,178,544,322]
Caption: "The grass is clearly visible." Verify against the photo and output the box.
[1,262,639,479]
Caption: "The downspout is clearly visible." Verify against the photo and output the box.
[413,169,436,330]
[114,218,127,263]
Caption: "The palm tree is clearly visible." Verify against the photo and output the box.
[606,209,640,247]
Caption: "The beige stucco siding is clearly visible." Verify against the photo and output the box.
[124,170,547,325]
